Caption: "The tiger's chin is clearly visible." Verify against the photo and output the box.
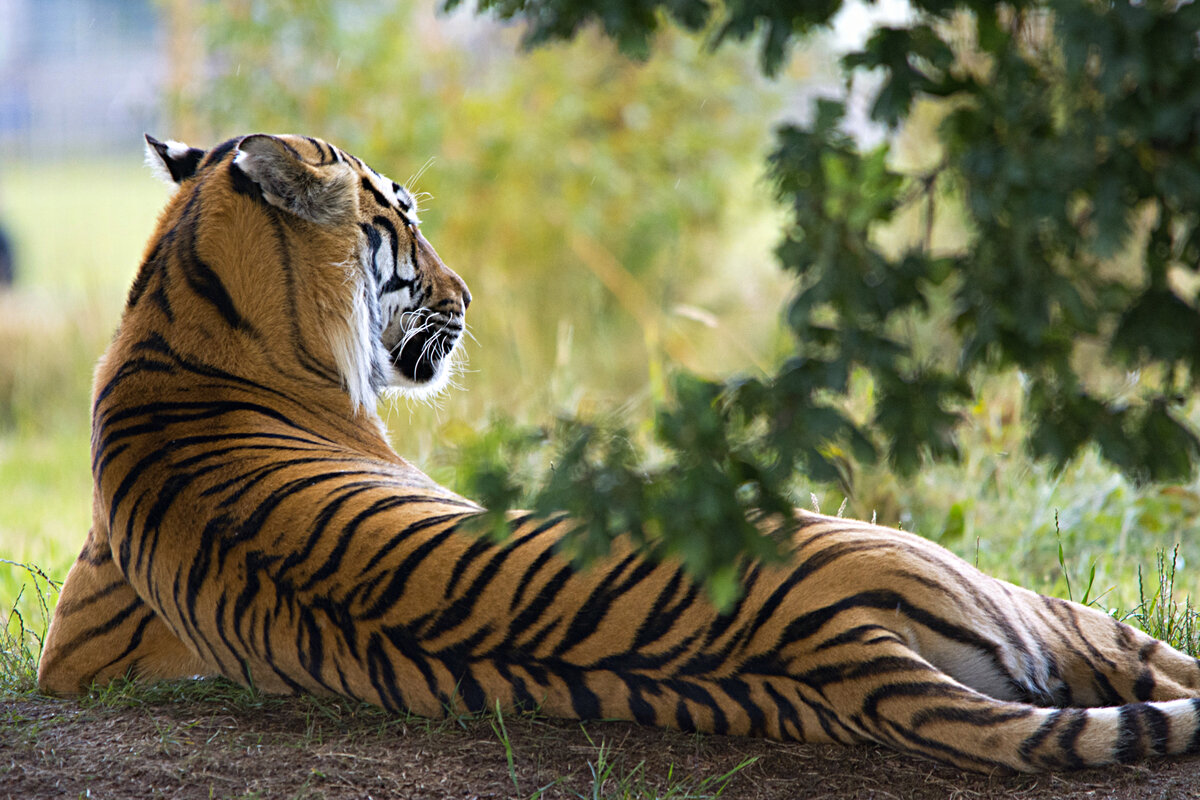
[384,362,455,401]
[379,312,464,402]
[383,334,462,401]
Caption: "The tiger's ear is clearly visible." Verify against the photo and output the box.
[144,134,205,186]
[233,134,357,226]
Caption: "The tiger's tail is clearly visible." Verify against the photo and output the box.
[821,637,1200,772]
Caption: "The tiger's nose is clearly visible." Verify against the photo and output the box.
[462,287,472,310]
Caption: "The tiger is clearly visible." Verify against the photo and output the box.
[36,132,1200,774]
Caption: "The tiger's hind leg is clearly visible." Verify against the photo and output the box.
[1018,590,1200,706]
[38,525,212,696]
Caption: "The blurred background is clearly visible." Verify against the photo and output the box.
[1,0,1197,614]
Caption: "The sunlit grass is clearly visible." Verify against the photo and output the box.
[2,159,168,297]
[0,560,57,697]
[0,159,167,612]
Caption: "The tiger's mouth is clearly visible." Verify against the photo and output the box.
[382,310,463,390]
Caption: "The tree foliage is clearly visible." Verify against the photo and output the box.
[454,0,1200,599]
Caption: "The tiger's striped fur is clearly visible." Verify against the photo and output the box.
[38,134,1200,773]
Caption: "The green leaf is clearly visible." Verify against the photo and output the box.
[1111,288,1200,370]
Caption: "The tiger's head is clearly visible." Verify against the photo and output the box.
[140,133,470,411]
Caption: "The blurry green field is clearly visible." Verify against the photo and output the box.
[1,155,1199,653]
[0,160,166,584]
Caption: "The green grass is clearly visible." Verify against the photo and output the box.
[2,159,169,297]
[0,160,168,612]
[0,561,56,696]
[572,725,757,800]
[1131,545,1200,654]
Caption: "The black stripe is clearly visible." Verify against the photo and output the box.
[909,702,1035,730]
[360,175,391,209]
[275,485,377,584]
[1134,669,1156,702]
[126,240,161,309]
[423,540,535,640]
[358,523,463,620]
[295,605,334,691]
[365,633,407,712]
[392,182,412,212]
[632,569,699,651]
[56,595,145,657]
[231,550,282,654]
[665,678,729,735]
[620,673,659,726]
[356,510,469,578]
[359,223,384,279]
[181,514,233,649]
[454,664,488,713]
[674,698,696,732]
[876,708,1024,771]
[304,136,332,164]
[176,198,256,333]
[506,517,570,611]
[494,662,537,711]
[439,521,552,614]
[508,565,574,645]
[213,470,371,575]
[1144,703,1170,756]
[99,398,335,444]
[89,607,160,684]
[443,538,493,600]
[743,537,873,645]
[1188,699,1200,753]
[128,332,299,403]
[717,676,767,735]
[815,624,903,651]
[206,457,375,507]
[1044,596,1119,671]
[780,590,1003,660]
[509,549,560,616]
[250,208,344,387]
[798,655,936,690]
[559,665,601,719]
[105,445,172,534]
[381,623,446,710]
[204,137,240,168]
[764,681,805,739]
[1113,705,1142,767]
[700,563,758,652]
[1117,703,1169,761]
[132,469,212,577]
[550,555,654,659]
[1012,710,1060,767]
[861,680,971,721]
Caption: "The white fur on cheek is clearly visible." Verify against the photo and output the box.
[327,266,387,413]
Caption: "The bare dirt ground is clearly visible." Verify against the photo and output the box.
[4,690,1200,800]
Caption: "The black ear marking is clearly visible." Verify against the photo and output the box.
[144,134,206,184]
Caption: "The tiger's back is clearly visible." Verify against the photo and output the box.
[38,133,1200,773]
